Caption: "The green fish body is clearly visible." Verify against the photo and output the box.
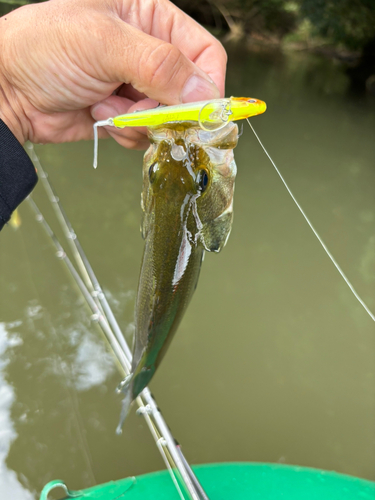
[117,121,238,432]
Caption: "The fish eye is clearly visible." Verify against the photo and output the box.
[148,162,157,182]
[197,169,209,193]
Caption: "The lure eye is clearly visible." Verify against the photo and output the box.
[197,170,209,193]
[248,99,257,103]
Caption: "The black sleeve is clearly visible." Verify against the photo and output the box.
[0,119,38,231]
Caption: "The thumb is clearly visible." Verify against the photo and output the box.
[95,21,221,105]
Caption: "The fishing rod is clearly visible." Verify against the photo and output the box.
[25,143,209,500]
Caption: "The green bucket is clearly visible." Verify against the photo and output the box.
[40,462,375,500]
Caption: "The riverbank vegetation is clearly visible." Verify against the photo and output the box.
[173,0,375,92]
[1,0,374,92]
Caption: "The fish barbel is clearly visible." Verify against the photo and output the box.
[117,121,239,432]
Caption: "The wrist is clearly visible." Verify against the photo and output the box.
[0,92,26,145]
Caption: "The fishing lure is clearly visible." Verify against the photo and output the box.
[93,97,267,168]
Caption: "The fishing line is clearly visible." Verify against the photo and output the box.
[246,118,375,322]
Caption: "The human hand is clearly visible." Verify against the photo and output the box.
[0,0,226,149]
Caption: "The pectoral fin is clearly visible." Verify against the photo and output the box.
[200,206,233,253]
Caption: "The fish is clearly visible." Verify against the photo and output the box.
[116,120,239,432]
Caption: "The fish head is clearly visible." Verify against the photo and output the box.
[141,121,239,252]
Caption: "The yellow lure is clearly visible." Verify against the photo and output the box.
[93,96,266,168]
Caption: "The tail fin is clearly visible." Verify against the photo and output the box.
[116,375,133,435]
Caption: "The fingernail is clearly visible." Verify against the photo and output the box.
[181,74,220,103]
[91,102,117,121]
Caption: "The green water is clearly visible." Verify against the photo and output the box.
[0,47,374,499]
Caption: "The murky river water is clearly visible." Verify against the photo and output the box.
[0,45,374,499]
